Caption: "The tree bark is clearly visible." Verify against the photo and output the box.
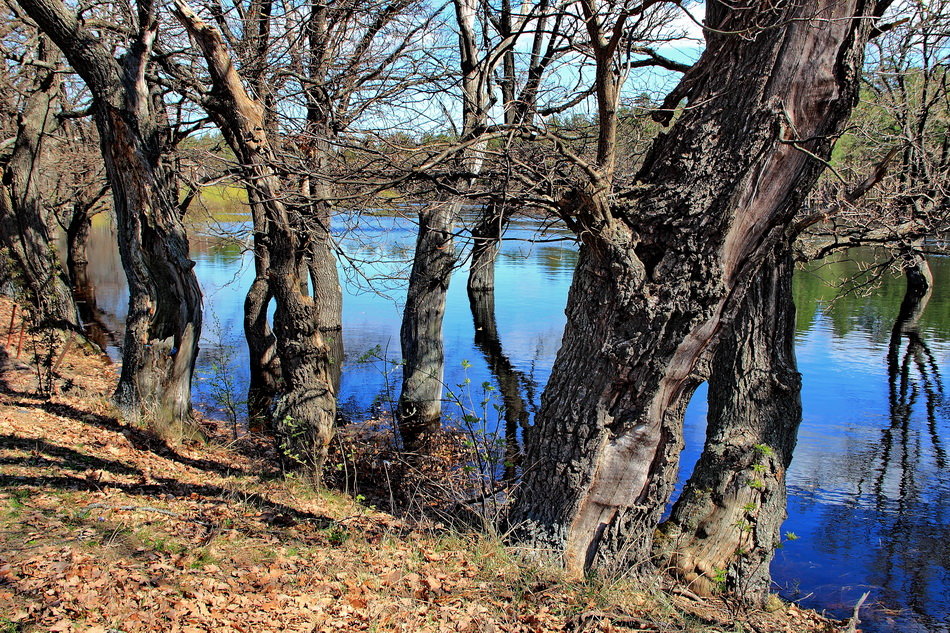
[301,124,343,393]
[399,200,458,450]
[656,249,801,605]
[174,0,336,478]
[510,0,879,576]
[306,225,344,392]
[15,0,203,436]
[244,189,281,431]
[467,203,504,295]
[0,39,78,331]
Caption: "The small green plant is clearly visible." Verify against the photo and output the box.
[278,415,309,468]
[323,525,349,546]
[753,444,775,457]
[712,567,728,592]
[749,479,765,490]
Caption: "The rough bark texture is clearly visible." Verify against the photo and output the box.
[510,0,878,576]
[0,40,78,331]
[15,0,203,435]
[303,158,343,393]
[657,249,801,605]
[399,200,458,450]
[244,189,280,432]
[175,0,336,477]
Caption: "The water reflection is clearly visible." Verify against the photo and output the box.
[771,253,950,633]
[82,215,949,633]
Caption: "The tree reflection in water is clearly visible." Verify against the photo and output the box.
[847,258,950,631]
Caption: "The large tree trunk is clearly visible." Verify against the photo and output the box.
[656,249,801,605]
[510,0,879,577]
[398,200,458,450]
[302,132,344,393]
[307,224,344,392]
[175,0,336,478]
[16,0,203,436]
[0,39,78,331]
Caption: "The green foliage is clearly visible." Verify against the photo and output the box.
[712,567,728,592]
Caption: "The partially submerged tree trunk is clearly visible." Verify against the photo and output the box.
[399,200,459,450]
[894,250,933,328]
[467,203,506,295]
[0,39,78,331]
[510,0,880,576]
[397,0,490,451]
[16,0,203,436]
[64,198,110,349]
[657,249,801,605]
[174,0,336,478]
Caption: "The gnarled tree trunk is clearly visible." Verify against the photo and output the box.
[175,0,336,478]
[657,249,801,605]
[244,190,281,432]
[16,0,203,436]
[510,0,879,577]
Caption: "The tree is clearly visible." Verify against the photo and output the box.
[397,0,496,450]
[14,0,204,436]
[173,0,337,477]
[510,0,885,579]
[657,247,800,604]
[0,33,79,332]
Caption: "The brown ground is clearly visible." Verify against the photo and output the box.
[0,297,847,632]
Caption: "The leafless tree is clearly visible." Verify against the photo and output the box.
[11,0,204,437]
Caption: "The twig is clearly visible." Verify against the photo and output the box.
[844,591,871,633]
[52,332,74,371]
[15,320,26,358]
[85,503,180,517]
[6,303,17,345]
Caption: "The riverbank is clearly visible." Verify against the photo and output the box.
[0,299,845,632]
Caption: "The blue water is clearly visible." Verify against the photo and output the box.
[86,214,950,632]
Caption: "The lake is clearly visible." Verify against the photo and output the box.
[84,210,950,632]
